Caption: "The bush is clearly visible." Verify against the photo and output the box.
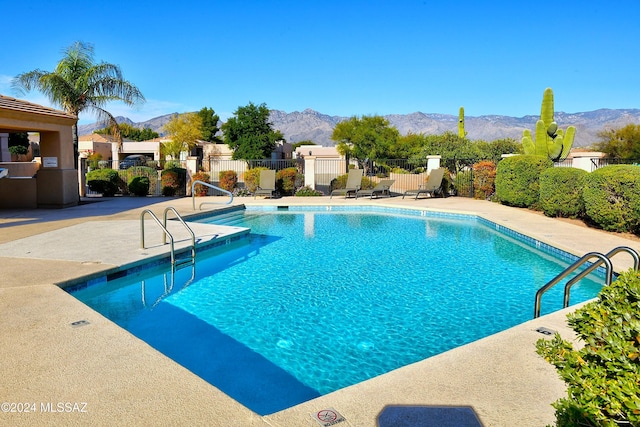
[86,169,120,196]
[219,170,238,192]
[330,172,374,192]
[295,185,324,196]
[161,167,186,197]
[539,167,588,218]
[536,269,640,426]
[473,161,496,200]
[191,171,210,196]
[128,176,150,196]
[244,167,267,193]
[453,169,472,197]
[583,165,640,233]
[276,167,302,195]
[495,155,553,208]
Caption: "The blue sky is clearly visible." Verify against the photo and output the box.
[1,1,638,125]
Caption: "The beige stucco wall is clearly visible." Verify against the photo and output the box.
[0,100,78,208]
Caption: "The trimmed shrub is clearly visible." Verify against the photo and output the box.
[276,167,302,195]
[330,173,374,192]
[128,176,150,196]
[583,165,640,233]
[86,168,120,196]
[219,170,238,192]
[495,155,553,208]
[191,171,210,196]
[161,167,186,197]
[123,166,158,195]
[536,269,640,426]
[295,185,324,196]
[472,160,496,200]
[453,169,472,197]
[244,167,267,193]
[539,167,587,218]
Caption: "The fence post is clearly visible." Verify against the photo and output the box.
[426,155,441,173]
[304,156,317,189]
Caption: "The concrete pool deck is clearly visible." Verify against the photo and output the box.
[1,195,638,426]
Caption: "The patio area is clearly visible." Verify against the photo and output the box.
[1,195,638,426]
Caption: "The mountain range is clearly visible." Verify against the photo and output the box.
[78,108,640,148]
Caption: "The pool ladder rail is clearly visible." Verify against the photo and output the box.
[140,207,196,268]
[533,246,640,318]
[191,180,233,210]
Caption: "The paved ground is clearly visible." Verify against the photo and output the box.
[1,195,638,426]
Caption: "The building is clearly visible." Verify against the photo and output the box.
[0,95,78,208]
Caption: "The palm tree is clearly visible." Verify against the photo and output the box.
[12,41,145,167]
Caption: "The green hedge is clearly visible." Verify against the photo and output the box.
[536,269,640,426]
[86,169,120,196]
[583,165,640,233]
[128,176,150,196]
[539,167,588,218]
[495,155,553,208]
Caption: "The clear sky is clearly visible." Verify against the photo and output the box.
[1,0,638,125]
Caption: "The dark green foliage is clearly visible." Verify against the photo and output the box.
[222,102,284,160]
[495,155,553,208]
[536,269,640,426]
[276,167,302,195]
[128,176,150,196]
[582,165,640,233]
[295,185,324,196]
[161,167,186,197]
[197,107,221,143]
[539,167,588,218]
[95,123,159,141]
[8,132,30,154]
[86,168,120,196]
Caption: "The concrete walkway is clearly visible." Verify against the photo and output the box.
[1,195,638,426]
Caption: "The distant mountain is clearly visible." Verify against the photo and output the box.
[78,108,640,148]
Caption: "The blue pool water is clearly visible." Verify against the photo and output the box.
[68,207,603,415]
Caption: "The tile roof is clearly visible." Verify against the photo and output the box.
[0,94,77,120]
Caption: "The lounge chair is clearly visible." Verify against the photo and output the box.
[254,169,277,198]
[355,179,396,199]
[402,168,445,199]
[330,169,363,199]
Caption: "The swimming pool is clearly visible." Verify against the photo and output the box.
[68,206,603,415]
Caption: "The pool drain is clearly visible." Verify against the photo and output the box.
[70,320,90,328]
[535,326,555,335]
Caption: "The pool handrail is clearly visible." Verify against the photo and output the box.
[562,246,639,309]
[534,251,613,319]
[191,180,234,210]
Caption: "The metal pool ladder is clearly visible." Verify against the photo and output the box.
[140,207,196,267]
[533,246,639,318]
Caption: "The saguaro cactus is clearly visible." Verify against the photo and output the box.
[522,88,575,162]
[458,106,465,138]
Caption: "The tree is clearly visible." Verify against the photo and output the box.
[221,102,284,160]
[12,41,145,165]
[594,123,640,159]
[95,123,159,141]
[197,107,221,143]
[162,113,203,159]
[415,132,480,172]
[332,115,400,168]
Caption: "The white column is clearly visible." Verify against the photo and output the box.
[304,156,317,189]
[426,155,441,173]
